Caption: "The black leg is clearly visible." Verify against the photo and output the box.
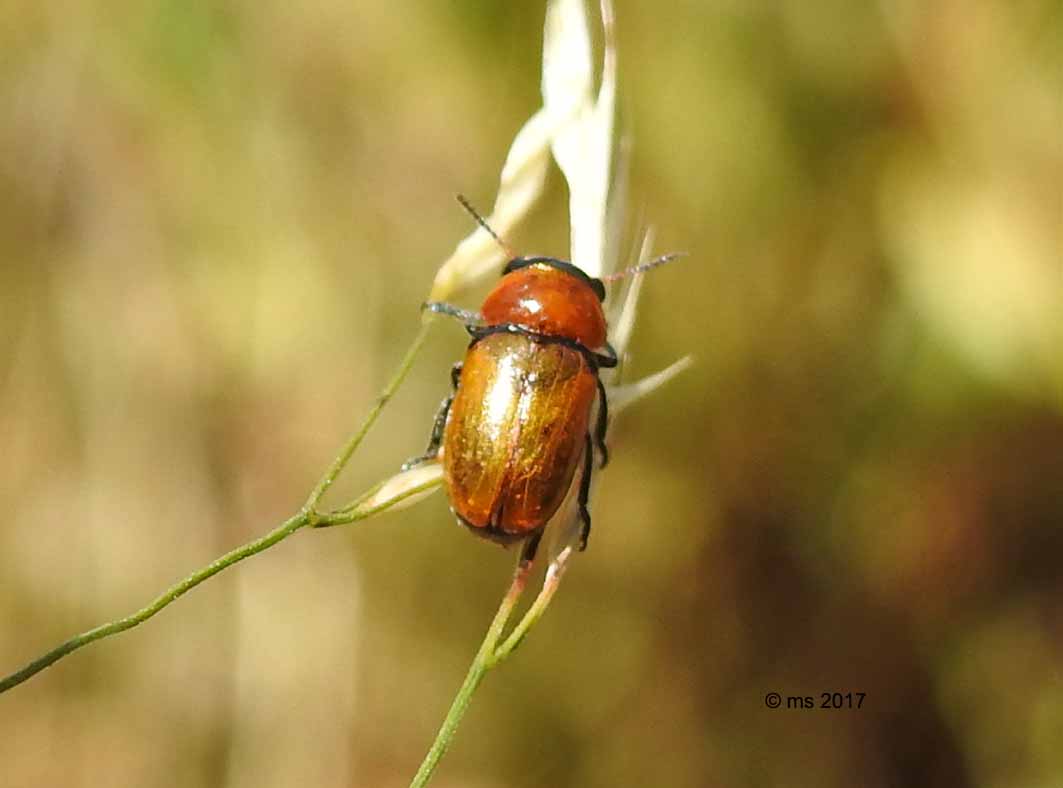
[422,301,485,327]
[519,531,543,566]
[577,433,594,551]
[401,363,462,470]
[594,377,609,469]
[595,340,619,370]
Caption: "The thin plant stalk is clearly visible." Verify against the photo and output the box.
[488,547,572,666]
[410,548,574,787]
[0,512,307,694]
[0,322,435,696]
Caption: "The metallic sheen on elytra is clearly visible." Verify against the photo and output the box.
[444,331,596,540]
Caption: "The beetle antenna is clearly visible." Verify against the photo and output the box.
[600,252,687,283]
[456,194,516,258]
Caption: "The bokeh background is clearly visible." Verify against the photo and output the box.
[2,1,1061,786]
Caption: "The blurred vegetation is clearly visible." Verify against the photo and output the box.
[1,1,1061,786]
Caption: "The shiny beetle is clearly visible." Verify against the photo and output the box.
[406,197,676,561]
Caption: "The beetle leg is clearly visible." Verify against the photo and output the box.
[577,433,594,551]
[422,301,486,327]
[593,340,619,370]
[401,363,463,470]
[399,395,452,470]
[594,377,609,469]
[519,531,543,567]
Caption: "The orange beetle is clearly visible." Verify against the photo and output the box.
[406,198,677,561]
[406,256,615,560]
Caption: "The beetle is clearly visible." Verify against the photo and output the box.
[406,197,678,562]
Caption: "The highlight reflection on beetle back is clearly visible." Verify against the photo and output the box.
[443,333,596,538]
[480,264,608,350]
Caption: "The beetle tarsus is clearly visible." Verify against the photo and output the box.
[401,364,462,471]
[519,531,543,566]
[601,341,619,369]
[400,396,450,468]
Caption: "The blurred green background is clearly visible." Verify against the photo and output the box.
[2,1,1061,786]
